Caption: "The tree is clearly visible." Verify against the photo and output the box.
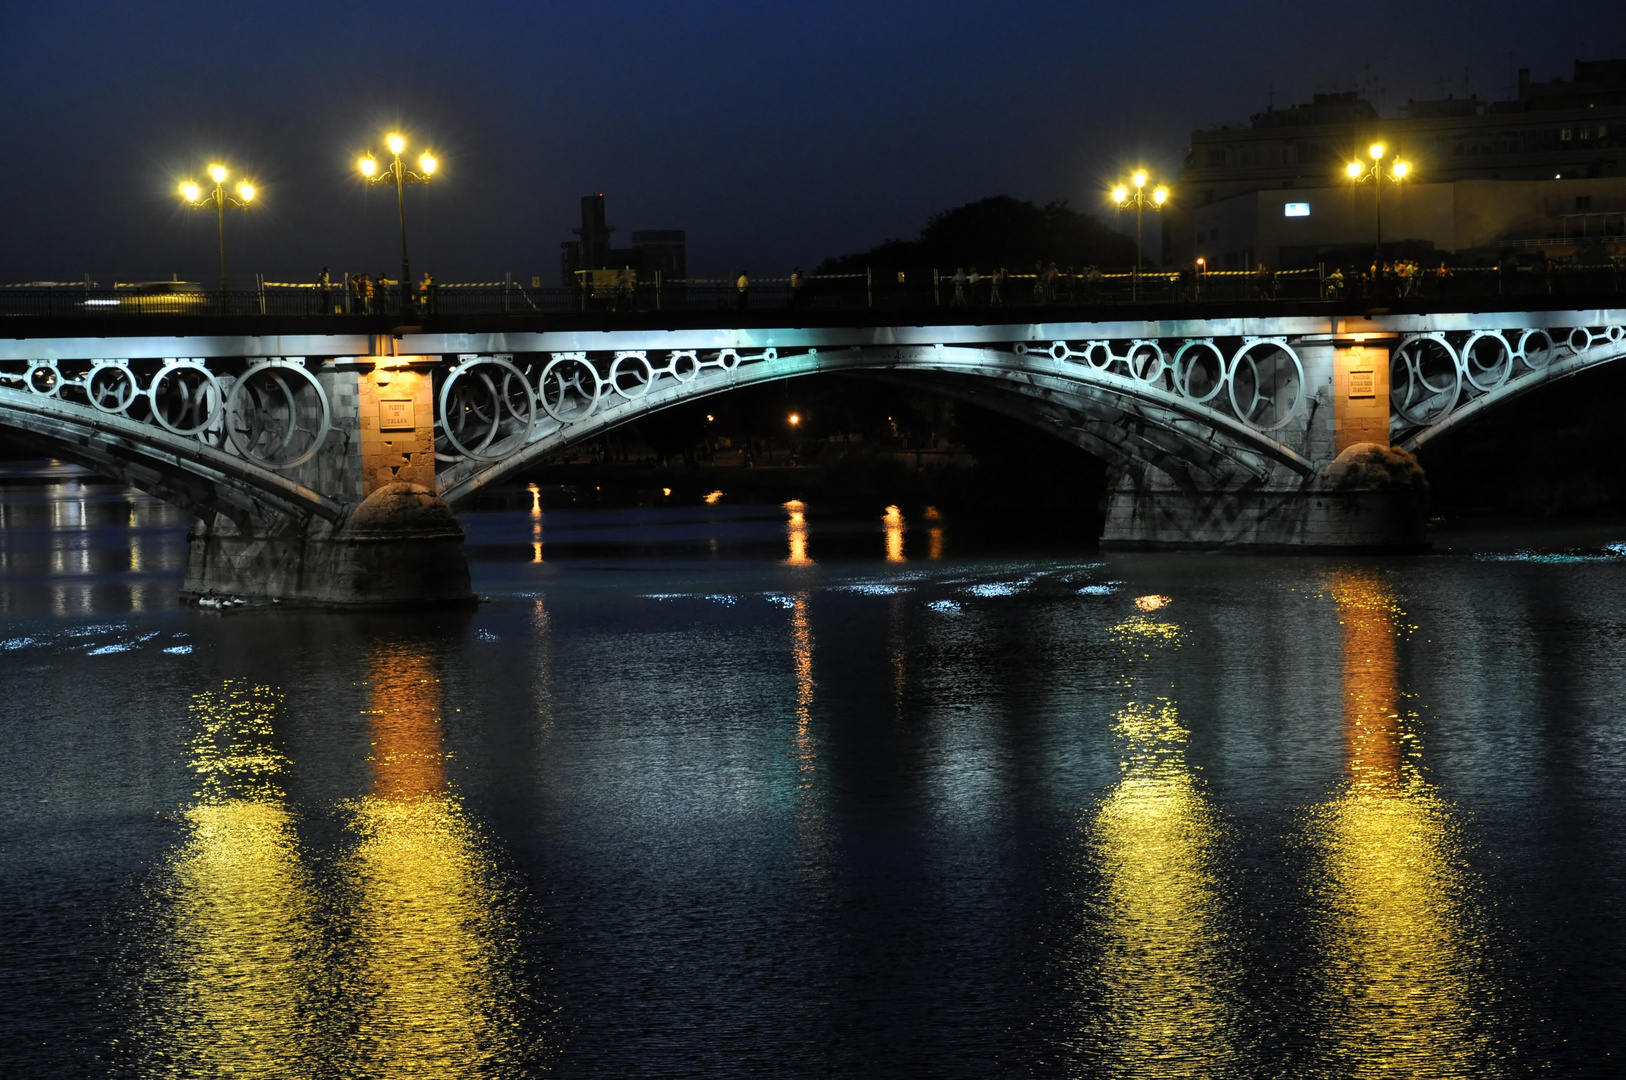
[816,195,1135,277]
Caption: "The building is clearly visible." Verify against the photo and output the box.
[559,195,686,285]
[1172,59,1626,269]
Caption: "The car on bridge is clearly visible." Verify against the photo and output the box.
[81,281,208,313]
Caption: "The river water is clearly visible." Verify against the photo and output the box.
[2,464,1624,1078]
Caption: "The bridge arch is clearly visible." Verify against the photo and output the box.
[431,341,1315,506]
[1392,323,1626,452]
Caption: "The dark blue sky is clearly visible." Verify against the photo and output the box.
[2,1,1620,283]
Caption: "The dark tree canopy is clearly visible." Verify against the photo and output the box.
[816,195,1136,276]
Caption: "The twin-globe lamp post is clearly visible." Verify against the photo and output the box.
[179,164,255,294]
[1346,143,1410,264]
[1112,171,1168,300]
[359,133,438,314]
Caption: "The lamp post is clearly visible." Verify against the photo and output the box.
[179,164,255,294]
[1112,171,1169,301]
[1345,143,1410,266]
[358,133,438,314]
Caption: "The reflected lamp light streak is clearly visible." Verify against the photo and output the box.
[338,644,533,1073]
[883,504,905,563]
[784,499,812,566]
[138,681,316,1073]
[1073,613,1238,1076]
[1311,569,1497,1075]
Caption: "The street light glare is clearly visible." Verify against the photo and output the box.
[209,164,227,183]
[1112,186,1128,204]
[1369,143,1385,160]
[180,182,200,202]
[419,152,437,175]
[237,182,255,202]
[1153,186,1168,205]
[1392,160,1409,178]
[1347,161,1364,178]
[1132,170,1148,188]
[788,413,801,426]
[359,156,377,177]
[387,133,405,155]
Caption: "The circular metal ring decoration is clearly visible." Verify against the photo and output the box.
[1515,328,1555,371]
[86,361,138,414]
[610,352,655,400]
[1461,330,1513,392]
[1226,339,1304,431]
[223,360,333,470]
[1172,340,1226,404]
[1126,340,1168,385]
[439,355,538,461]
[537,353,603,423]
[1568,327,1595,353]
[1607,325,1625,344]
[148,360,223,437]
[1048,340,1072,362]
[26,361,61,397]
[1390,334,1461,426]
[1081,342,1115,371]
[664,350,700,383]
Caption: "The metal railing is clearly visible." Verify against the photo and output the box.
[3,262,1624,319]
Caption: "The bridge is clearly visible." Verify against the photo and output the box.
[2,295,1623,605]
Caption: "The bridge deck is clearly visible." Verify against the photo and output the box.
[4,293,1625,346]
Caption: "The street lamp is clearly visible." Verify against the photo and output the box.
[1112,170,1169,300]
[1346,142,1410,265]
[358,132,438,314]
[179,163,255,293]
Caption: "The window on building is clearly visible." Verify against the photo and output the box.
[1207,148,1227,166]
[1561,128,1573,141]
[1577,195,1593,211]
[1284,203,1310,217]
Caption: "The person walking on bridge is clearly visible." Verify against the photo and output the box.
[735,270,750,310]
[951,267,968,306]
[316,267,331,315]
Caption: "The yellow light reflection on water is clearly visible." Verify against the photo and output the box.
[1312,568,1495,1077]
[784,499,812,566]
[143,680,317,1074]
[790,593,816,789]
[883,504,905,562]
[340,644,530,1075]
[1072,610,1237,1076]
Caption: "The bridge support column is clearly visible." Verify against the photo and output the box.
[1099,468,1428,551]
[180,357,475,607]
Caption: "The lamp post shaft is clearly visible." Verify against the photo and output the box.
[1373,174,1384,265]
[1134,202,1144,301]
[394,156,412,314]
[216,187,228,294]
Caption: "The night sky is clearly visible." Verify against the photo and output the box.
[1,1,1621,285]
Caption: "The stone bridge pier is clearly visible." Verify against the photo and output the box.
[180,354,473,606]
[1099,334,1430,551]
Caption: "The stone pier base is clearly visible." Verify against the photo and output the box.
[181,483,475,608]
[1101,447,1431,552]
